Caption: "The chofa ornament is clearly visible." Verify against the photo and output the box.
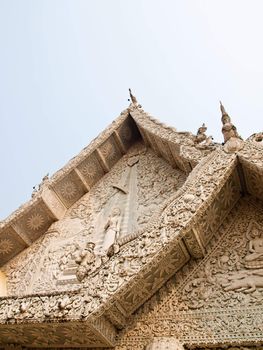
[220,101,244,153]
[194,123,214,148]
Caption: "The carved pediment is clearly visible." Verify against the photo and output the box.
[0,106,212,268]
[0,142,242,347]
[1,103,263,348]
[2,142,187,295]
[117,197,263,349]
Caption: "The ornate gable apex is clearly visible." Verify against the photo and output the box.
[0,104,211,267]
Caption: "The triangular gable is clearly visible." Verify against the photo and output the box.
[116,197,263,349]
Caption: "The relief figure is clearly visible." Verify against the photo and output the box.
[221,224,263,292]
[75,242,101,281]
[101,207,121,255]
[244,228,263,263]
[222,270,263,293]
[220,101,241,143]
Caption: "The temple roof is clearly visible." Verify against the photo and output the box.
[0,99,263,347]
[0,103,214,267]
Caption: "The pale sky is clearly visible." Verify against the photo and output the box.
[1,0,263,219]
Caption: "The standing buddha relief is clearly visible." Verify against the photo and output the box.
[101,207,122,256]
[2,141,187,295]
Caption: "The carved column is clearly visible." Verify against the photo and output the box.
[146,337,184,350]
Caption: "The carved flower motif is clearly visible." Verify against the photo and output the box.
[205,202,220,232]
[81,162,97,180]
[27,213,45,231]
[60,181,77,199]
[219,178,238,210]
[99,141,114,158]
[0,238,14,255]
[72,296,82,309]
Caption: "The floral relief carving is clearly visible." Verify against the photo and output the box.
[26,212,45,231]
[116,197,263,349]
[3,142,187,296]
[0,239,14,255]
[1,102,263,348]
[175,200,263,311]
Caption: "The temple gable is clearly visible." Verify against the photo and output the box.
[3,142,187,295]
[116,197,263,349]
[0,98,263,348]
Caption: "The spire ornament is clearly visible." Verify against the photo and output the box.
[194,123,214,148]
[220,100,228,117]
[220,101,243,153]
[195,123,207,144]
[129,88,138,105]
[128,89,142,110]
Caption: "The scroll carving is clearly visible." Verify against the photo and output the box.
[3,142,186,295]
[114,198,263,349]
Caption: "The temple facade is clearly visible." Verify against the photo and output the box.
[0,94,263,349]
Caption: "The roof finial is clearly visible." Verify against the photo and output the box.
[195,123,207,144]
[129,88,138,105]
[220,100,228,116]
[194,123,214,148]
[219,102,243,152]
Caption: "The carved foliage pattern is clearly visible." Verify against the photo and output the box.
[0,146,245,348]
[14,201,55,242]
[116,198,263,349]
[0,227,27,266]
[52,170,87,208]
[3,142,186,296]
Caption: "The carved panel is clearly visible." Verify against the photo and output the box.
[52,170,87,208]
[183,228,205,258]
[119,241,189,314]
[13,201,55,242]
[0,227,27,266]
[98,136,122,169]
[144,130,162,157]
[153,135,176,167]
[167,141,190,172]
[241,159,263,201]
[2,233,55,295]
[3,142,186,296]
[41,187,67,219]
[0,321,113,348]
[117,115,141,150]
[146,337,184,350]
[77,152,105,187]
[116,197,263,348]
[196,168,241,247]
[238,141,263,201]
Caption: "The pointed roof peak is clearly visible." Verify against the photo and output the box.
[128,88,138,105]
[220,100,228,116]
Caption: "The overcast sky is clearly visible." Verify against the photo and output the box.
[1,0,263,219]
